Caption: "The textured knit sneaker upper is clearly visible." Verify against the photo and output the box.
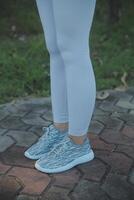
[24,124,68,159]
[35,135,92,170]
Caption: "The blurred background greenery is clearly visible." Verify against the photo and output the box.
[0,0,134,104]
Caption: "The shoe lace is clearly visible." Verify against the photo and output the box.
[39,124,57,141]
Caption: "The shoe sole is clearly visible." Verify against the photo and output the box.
[24,151,46,160]
[35,149,94,173]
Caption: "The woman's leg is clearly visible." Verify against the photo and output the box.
[35,0,69,130]
[52,0,97,141]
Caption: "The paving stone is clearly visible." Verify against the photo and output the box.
[88,120,104,135]
[0,116,30,130]
[128,168,134,184]
[131,97,134,104]
[12,101,44,113]
[92,116,124,130]
[32,107,48,114]
[41,186,70,200]
[129,110,134,115]
[0,161,11,175]
[0,103,11,109]
[0,135,15,152]
[0,88,134,199]
[34,96,51,106]
[4,104,28,117]
[42,110,53,121]
[95,150,133,175]
[94,99,102,108]
[102,94,118,104]
[91,115,108,124]
[99,101,128,113]
[121,125,134,139]
[0,174,22,200]
[26,104,47,114]
[88,133,116,151]
[0,109,9,121]
[116,99,134,109]
[0,128,7,136]
[15,103,48,115]
[0,104,6,109]
[14,96,51,107]
[100,128,134,146]
[111,117,124,130]
[53,168,80,189]
[116,144,134,159]
[1,146,35,168]
[7,167,51,195]
[21,112,50,126]
[96,91,118,104]
[14,103,37,113]
[126,121,134,126]
[28,125,47,137]
[103,117,124,130]
[108,90,133,101]
[101,173,134,200]
[77,158,106,182]
[111,112,134,124]
[6,130,38,147]
[126,87,134,96]
[93,108,110,116]
[16,194,39,200]
[71,179,110,200]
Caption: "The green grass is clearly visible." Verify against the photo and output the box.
[0,34,50,104]
[0,0,134,104]
[90,0,134,89]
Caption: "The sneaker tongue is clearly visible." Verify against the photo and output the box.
[49,124,55,130]
[49,124,59,133]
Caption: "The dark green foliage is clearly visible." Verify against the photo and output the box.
[0,0,134,104]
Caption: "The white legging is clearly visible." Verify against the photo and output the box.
[35,0,97,136]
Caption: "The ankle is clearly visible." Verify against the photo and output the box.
[53,125,68,133]
[69,134,87,145]
[53,122,68,132]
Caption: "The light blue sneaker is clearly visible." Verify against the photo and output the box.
[35,134,94,173]
[24,124,68,160]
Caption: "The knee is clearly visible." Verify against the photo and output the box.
[56,36,88,61]
[45,38,60,55]
[56,38,75,64]
[57,36,75,54]
[46,44,59,56]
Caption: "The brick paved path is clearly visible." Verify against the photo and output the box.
[0,87,134,200]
